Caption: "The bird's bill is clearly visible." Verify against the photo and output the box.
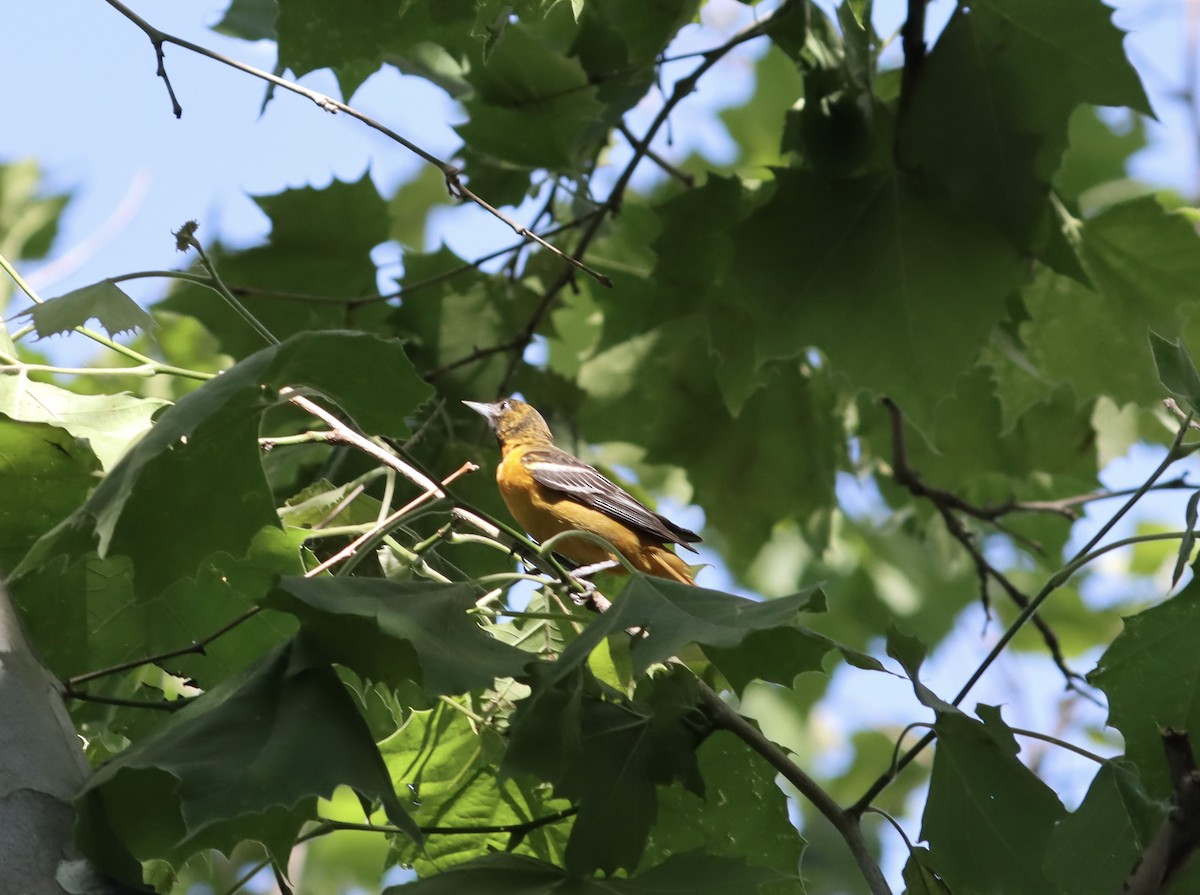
[462,400,497,420]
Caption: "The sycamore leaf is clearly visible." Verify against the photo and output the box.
[921,707,1066,894]
[1149,331,1200,414]
[213,0,276,41]
[886,625,954,712]
[458,25,605,173]
[1176,491,1200,587]
[503,666,707,876]
[0,376,167,471]
[643,731,805,893]
[77,637,418,882]
[381,707,572,875]
[14,530,301,685]
[728,168,1025,435]
[1043,760,1167,895]
[12,331,431,604]
[901,847,953,895]
[265,577,531,693]
[545,575,880,694]
[382,851,791,894]
[0,419,98,570]
[15,279,155,339]
[898,0,1149,246]
[1089,569,1200,797]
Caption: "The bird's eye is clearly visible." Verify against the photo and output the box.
[499,400,510,411]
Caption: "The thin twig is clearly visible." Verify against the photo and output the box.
[853,408,1197,816]
[65,605,263,687]
[882,398,1083,690]
[304,461,477,577]
[102,0,611,287]
[616,122,695,187]
[60,687,188,712]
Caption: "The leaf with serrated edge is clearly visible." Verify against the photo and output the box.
[17,279,155,339]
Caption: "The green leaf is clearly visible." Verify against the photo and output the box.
[920,707,1066,894]
[728,168,1025,435]
[717,46,804,174]
[265,577,531,693]
[1090,571,1200,796]
[16,279,155,339]
[886,625,952,711]
[279,477,384,528]
[0,160,70,295]
[15,529,300,684]
[1043,760,1167,895]
[901,847,953,895]
[643,731,805,894]
[213,0,277,41]
[383,851,790,894]
[1175,491,1200,587]
[503,666,707,876]
[13,331,429,605]
[276,0,400,97]
[571,0,700,123]
[1026,197,1200,406]
[897,0,1149,247]
[1056,106,1146,203]
[77,637,418,880]
[578,332,841,564]
[540,575,876,693]
[380,706,572,875]
[458,25,604,173]
[161,176,391,360]
[390,247,540,397]
[1149,331,1200,413]
[0,376,168,471]
[0,419,99,570]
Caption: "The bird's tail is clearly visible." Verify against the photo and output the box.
[643,546,697,586]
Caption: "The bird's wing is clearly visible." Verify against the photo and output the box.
[521,447,701,550]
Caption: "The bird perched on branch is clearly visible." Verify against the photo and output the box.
[464,398,701,585]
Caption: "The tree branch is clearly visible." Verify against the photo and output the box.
[1123,729,1200,894]
[899,0,927,114]
[100,0,610,287]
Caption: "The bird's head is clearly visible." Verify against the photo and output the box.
[463,398,554,447]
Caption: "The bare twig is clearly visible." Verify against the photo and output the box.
[60,687,188,712]
[65,604,262,687]
[101,0,611,287]
[304,460,477,577]
[882,398,1084,691]
[616,122,695,187]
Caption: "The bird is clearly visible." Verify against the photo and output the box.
[464,398,701,585]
